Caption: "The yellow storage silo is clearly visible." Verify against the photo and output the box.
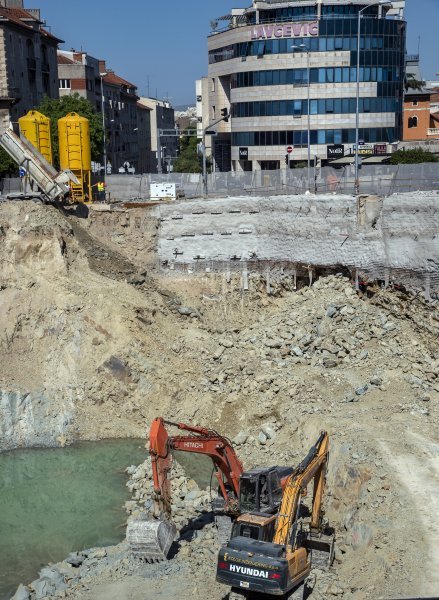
[58,112,92,203]
[19,110,53,165]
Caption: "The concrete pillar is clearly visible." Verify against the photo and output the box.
[242,262,249,291]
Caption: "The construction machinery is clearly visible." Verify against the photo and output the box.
[216,431,334,599]
[0,126,76,202]
[126,417,294,562]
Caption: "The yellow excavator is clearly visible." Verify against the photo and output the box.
[216,431,334,599]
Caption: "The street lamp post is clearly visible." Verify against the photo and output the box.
[355,1,392,195]
[202,110,230,199]
[292,44,311,193]
[100,72,108,183]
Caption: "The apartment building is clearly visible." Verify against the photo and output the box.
[138,97,177,173]
[0,0,61,133]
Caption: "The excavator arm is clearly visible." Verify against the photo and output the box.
[149,417,244,518]
[127,417,244,562]
[273,431,329,550]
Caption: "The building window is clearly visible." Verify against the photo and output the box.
[211,78,215,92]
[59,79,71,89]
[412,100,418,106]
[408,116,418,128]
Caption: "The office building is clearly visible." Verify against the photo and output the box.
[206,0,406,171]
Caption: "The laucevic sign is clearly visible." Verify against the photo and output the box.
[251,22,319,40]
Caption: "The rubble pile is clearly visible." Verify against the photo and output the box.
[124,459,212,532]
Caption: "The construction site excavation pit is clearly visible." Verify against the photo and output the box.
[0,440,146,600]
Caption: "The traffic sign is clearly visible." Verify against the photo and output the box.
[286,146,294,154]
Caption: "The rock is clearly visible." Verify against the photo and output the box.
[30,579,50,599]
[11,584,30,600]
[291,346,303,357]
[355,385,368,396]
[258,431,268,445]
[128,274,145,285]
[323,358,339,368]
[420,394,431,402]
[358,350,369,360]
[233,431,248,445]
[213,347,225,360]
[220,338,234,349]
[265,339,282,349]
[261,424,276,440]
[370,375,383,386]
[66,553,84,567]
[178,306,197,317]
[89,548,107,559]
[326,305,338,318]
[350,522,374,550]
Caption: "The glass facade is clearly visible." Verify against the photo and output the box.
[232,127,397,146]
[208,4,406,165]
[209,18,404,64]
[232,97,400,118]
[231,66,401,87]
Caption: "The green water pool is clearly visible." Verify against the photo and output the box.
[0,439,147,600]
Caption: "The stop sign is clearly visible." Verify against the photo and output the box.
[287,146,293,154]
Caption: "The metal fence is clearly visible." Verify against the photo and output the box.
[2,162,437,202]
[106,162,439,201]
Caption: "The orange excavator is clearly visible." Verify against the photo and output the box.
[126,417,294,561]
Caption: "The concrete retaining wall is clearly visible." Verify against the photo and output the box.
[157,192,439,295]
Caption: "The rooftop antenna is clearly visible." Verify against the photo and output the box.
[147,75,150,98]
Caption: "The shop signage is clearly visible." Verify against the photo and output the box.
[251,22,319,40]
[239,147,249,159]
[327,144,344,159]
[374,143,387,155]
[353,143,374,156]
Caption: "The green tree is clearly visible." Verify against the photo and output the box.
[0,147,18,178]
[36,94,103,167]
[389,148,438,165]
[405,73,426,92]
[173,129,202,173]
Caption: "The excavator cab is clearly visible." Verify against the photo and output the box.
[239,467,292,514]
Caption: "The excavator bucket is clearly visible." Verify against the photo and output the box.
[126,514,177,562]
[304,530,335,570]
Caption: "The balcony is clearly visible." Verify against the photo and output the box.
[427,128,439,136]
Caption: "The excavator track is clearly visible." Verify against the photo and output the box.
[228,589,247,600]
[287,582,305,599]
[215,515,233,546]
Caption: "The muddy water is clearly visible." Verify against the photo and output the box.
[0,440,146,600]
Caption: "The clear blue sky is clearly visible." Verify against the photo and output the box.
[36,0,438,105]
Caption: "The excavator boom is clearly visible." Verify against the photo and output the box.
[128,417,244,562]
[274,431,329,548]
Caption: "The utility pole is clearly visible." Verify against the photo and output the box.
[202,108,229,199]
[100,72,108,182]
